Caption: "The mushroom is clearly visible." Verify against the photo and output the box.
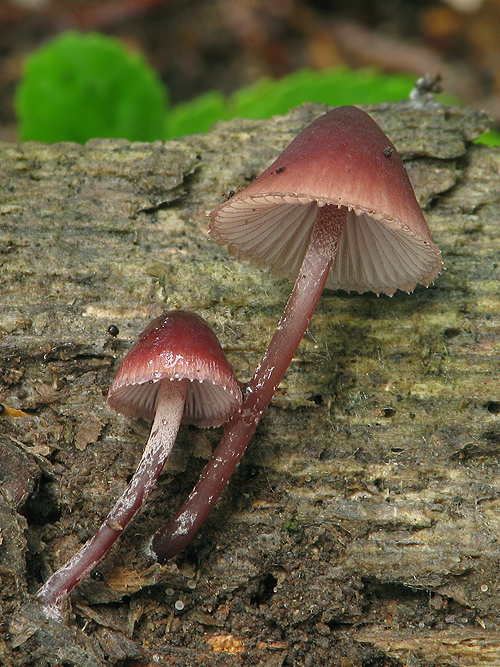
[151,105,443,562]
[37,310,241,620]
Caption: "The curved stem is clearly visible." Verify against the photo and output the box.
[37,378,188,620]
[152,204,346,562]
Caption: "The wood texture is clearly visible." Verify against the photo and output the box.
[1,101,499,666]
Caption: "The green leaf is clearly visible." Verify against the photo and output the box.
[228,67,416,120]
[16,31,168,143]
[164,67,417,138]
[475,130,500,146]
[164,91,227,139]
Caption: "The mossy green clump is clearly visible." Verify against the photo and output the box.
[16,31,168,143]
[284,519,300,533]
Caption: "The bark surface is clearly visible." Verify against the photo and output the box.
[1,101,499,666]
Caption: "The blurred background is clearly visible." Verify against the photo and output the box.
[1,0,500,142]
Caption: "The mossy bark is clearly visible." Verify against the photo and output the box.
[1,101,499,666]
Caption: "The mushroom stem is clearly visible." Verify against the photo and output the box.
[152,204,346,562]
[37,378,188,620]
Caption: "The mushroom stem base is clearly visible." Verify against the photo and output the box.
[37,378,187,621]
[152,204,347,562]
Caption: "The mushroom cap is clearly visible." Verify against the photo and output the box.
[107,311,242,428]
[210,105,443,296]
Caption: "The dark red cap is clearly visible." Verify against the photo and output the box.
[210,105,443,296]
[107,311,241,427]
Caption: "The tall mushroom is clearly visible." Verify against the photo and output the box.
[151,105,443,562]
[37,310,241,620]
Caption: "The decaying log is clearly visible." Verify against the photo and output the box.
[1,100,499,666]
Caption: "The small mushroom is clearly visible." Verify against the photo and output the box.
[151,106,443,562]
[37,310,241,620]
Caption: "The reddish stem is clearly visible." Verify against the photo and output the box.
[152,204,346,562]
[37,379,187,620]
